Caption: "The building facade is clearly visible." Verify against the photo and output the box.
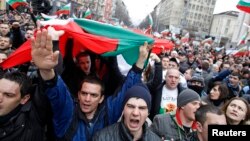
[210,11,238,47]
[155,0,216,37]
[232,12,250,48]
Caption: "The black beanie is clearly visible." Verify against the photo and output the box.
[177,89,201,107]
[123,83,152,111]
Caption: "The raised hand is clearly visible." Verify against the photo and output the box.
[136,42,153,69]
[31,29,59,80]
[150,53,161,63]
[47,26,65,41]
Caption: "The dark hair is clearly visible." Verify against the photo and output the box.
[210,81,229,100]
[221,97,250,125]
[230,71,241,79]
[195,104,224,125]
[1,71,32,97]
[169,57,179,66]
[78,75,105,96]
[201,61,209,71]
[243,62,249,67]
[76,51,91,63]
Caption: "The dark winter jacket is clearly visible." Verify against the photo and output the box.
[0,85,53,141]
[92,120,161,141]
[150,109,199,141]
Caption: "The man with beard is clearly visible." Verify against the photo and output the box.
[188,75,207,98]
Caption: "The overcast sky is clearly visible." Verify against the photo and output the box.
[123,0,240,25]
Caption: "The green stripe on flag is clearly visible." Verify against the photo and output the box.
[6,0,26,5]
[74,18,154,65]
[6,0,27,9]
[237,0,250,13]
[238,0,250,6]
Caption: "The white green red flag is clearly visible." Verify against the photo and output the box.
[0,19,153,69]
[82,8,92,19]
[56,3,71,15]
[6,0,28,9]
[0,18,174,69]
[181,33,189,43]
[144,14,153,35]
[41,13,58,21]
[233,46,250,57]
[237,31,249,46]
[237,0,250,13]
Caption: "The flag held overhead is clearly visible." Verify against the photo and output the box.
[237,0,250,13]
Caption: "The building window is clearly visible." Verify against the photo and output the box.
[192,5,195,9]
[190,13,193,18]
[196,6,199,11]
[224,28,228,34]
[212,0,216,5]
[226,19,231,26]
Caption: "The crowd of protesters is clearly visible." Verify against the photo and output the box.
[0,9,250,141]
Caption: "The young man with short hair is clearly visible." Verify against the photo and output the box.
[195,104,227,141]
[93,83,161,141]
[0,71,53,141]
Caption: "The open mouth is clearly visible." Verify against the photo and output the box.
[129,119,140,128]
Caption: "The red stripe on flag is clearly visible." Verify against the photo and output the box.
[52,22,118,57]
[56,10,70,15]
[11,2,28,9]
[237,5,250,13]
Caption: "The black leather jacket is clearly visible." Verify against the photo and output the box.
[92,121,161,141]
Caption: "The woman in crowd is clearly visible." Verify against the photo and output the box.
[202,81,229,108]
[221,97,250,125]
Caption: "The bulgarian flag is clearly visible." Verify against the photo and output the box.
[41,13,58,21]
[0,19,154,69]
[237,31,249,46]
[144,14,153,35]
[237,0,250,13]
[233,46,250,57]
[6,0,28,9]
[181,32,189,43]
[82,8,92,19]
[56,3,71,15]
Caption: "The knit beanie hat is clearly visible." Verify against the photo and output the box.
[177,89,201,107]
[123,83,152,111]
[189,74,205,86]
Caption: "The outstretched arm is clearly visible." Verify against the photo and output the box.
[31,29,73,138]
[107,42,153,123]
